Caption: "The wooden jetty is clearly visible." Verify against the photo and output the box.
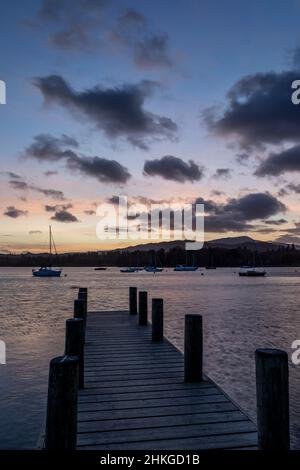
[43,287,290,451]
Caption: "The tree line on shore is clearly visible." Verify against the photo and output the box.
[0,244,299,267]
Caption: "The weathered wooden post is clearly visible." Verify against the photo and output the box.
[152,298,163,342]
[138,291,148,326]
[184,314,203,382]
[65,318,85,389]
[78,290,87,326]
[255,348,290,450]
[129,287,137,315]
[74,298,86,332]
[45,355,78,450]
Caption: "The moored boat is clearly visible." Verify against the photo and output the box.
[32,226,62,278]
[174,265,198,272]
[238,267,266,277]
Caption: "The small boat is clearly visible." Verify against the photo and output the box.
[94,267,107,271]
[145,266,163,273]
[238,267,266,277]
[32,266,62,277]
[120,267,138,273]
[32,226,62,278]
[205,266,216,269]
[174,265,198,272]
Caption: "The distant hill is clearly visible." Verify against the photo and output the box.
[120,236,285,253]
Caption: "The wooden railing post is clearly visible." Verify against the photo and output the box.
[255,348,290,450]
[129,287,137,315]
[45,355,78,450]
[184,314,203,382]
[152,298,163,342]
[74,298,86,332]
[65,318,85,389]
[138,291,148,326]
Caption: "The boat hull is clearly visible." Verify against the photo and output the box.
[174,266,198,272]
[32,269,62,277]
[239,271,266,277]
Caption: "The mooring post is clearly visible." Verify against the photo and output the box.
[65,318,85,389]
[138,291,148,326]
[129,287,137,315]
[45,355,79,450]
[255,348,290,450]
[152,298,163,342]
[78,290,87,321]
[184,314,203,382]
[74,298,87,332]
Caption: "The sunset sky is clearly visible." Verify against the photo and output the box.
[1,0,300,253]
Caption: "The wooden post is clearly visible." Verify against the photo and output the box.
[152,298,163,342]
[255,348,290,450]
[45,355,78,450]
[138,291,148,326]
[129,287,137,315]
[78,291,87,320]
[74,298,86,332]
[184,314,203,382]
[65,318,84,389]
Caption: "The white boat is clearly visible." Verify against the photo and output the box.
[32,226,62,278]
[174,265,198,272]
[238,267,266,277]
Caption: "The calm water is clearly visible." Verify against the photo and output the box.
[0,266,300,449]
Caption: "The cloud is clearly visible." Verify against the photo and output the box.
[66,154,131,183]
[143,156,204,183]
[29,230,42,235]
[205,70,300,150]
[4,206,28,218]
[1,171,21,179]
[255,145,300,177]
[84,209,96,215]
[36,0,107,50]
[213,168,231,179]
[197,192,286,233]
[45,203,73,212]
[24,134,131,184]
[33,75,177,149]
[9,178,65,201]
[264,218,287,225]
[51,209,78,222]
[134,33,173,69]
[235,153,250,165]
[44,170,58,177]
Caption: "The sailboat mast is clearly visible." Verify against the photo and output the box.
[49,226,52,257]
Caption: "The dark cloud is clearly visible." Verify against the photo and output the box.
[33,76,177,149]
[9,178,65,201]
[197,192,286,233]
[287,182,300,193]
[1,171,21,179]
[235,153,250,165]
[205,71,300,150]
[134,33,173,69]
[36,0,107,50]
[4,206,28,218]
[44,170,58,177]
[84,209,96,215]
[255,145,300,177]
[144,156,203,183]
[24,134,131,184]
[213,168,231,179]
[264,218,287,225]
[45,203,72,212]
[23,133,78,162]
[29,230,42,235]
[119,8,146,27]
[66,154,131,184]
[51,209,78,223]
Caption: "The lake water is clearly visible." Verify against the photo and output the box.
[0,266,300,449]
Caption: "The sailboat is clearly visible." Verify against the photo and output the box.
[174,251,198,271]
[32,226,62,277]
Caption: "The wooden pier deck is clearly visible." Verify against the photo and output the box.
[76,310,257,450]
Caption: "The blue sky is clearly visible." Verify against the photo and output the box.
[1,0,300,252]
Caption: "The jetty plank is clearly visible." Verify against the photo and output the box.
[77,310,257,450]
